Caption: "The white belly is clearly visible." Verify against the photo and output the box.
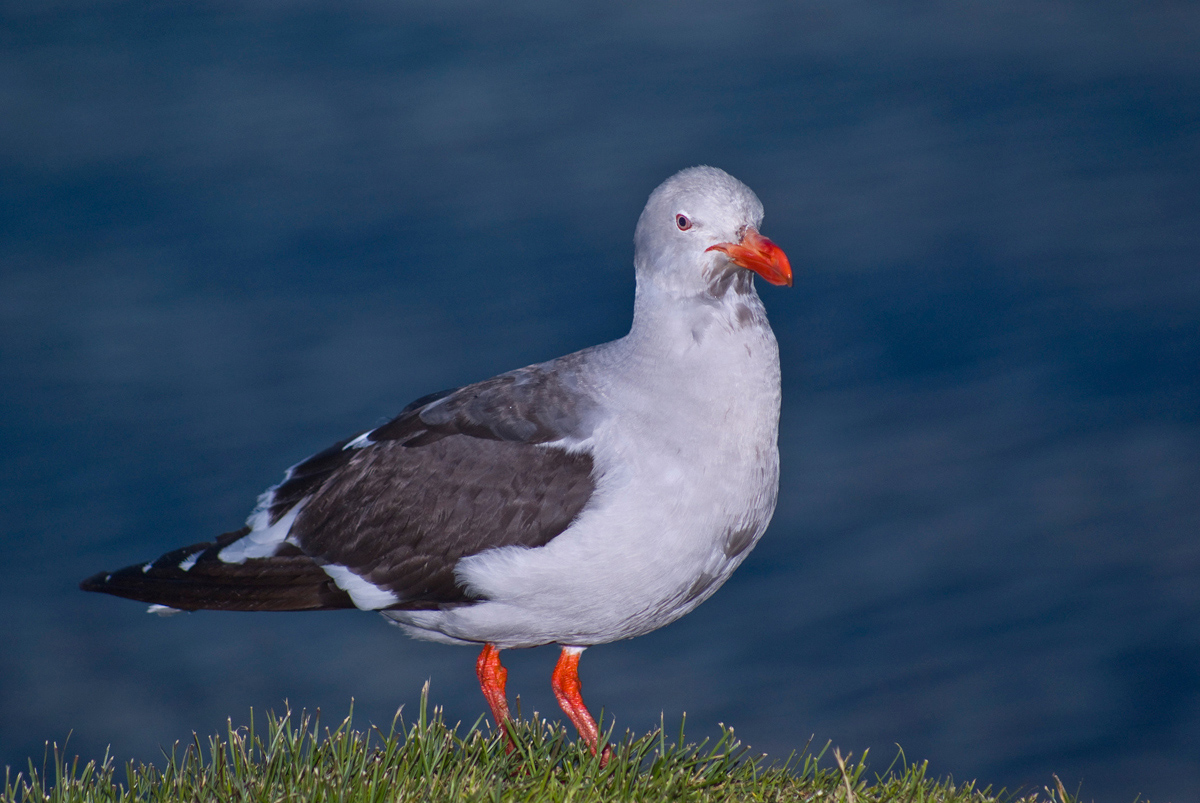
[388,311,782,649]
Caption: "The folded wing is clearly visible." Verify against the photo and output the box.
[81,359,599,613]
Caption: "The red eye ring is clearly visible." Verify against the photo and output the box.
[676,214,691,231]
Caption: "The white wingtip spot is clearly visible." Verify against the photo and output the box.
[221,501,306,564]
[245,486,278,532]
[141,562,154,573]
[147,604,183,617]
[321,564,400,610]
[343,431,373,450]
[178,552,203,572]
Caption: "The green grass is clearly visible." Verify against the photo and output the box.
[4,685,1081,803]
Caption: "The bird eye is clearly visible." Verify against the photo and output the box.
[676,214,692,231]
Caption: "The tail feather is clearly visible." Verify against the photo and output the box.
[80,527,355,612]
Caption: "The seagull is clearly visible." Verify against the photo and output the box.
[81,165,792,762]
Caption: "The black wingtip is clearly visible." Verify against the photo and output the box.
[78,546,358,612]
[79,570,113,593]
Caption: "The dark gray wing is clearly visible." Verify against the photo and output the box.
[293,435,593,608]
[288,358,598,609]
[82,358,600,613]
[265,358,596,525]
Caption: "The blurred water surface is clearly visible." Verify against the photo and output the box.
[2,3,1198,801]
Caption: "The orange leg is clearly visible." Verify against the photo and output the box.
[551,646,611,766]
[476,643,515,752]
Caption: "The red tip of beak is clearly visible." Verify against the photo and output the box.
[706,229,793,287]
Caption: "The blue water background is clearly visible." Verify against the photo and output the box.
[2,4,1198,801]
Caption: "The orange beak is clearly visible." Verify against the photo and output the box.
[706,228,793,287]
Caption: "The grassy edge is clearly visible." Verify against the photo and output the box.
[4,684,1086,802]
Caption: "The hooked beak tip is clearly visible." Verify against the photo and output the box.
[707,229,793,287]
